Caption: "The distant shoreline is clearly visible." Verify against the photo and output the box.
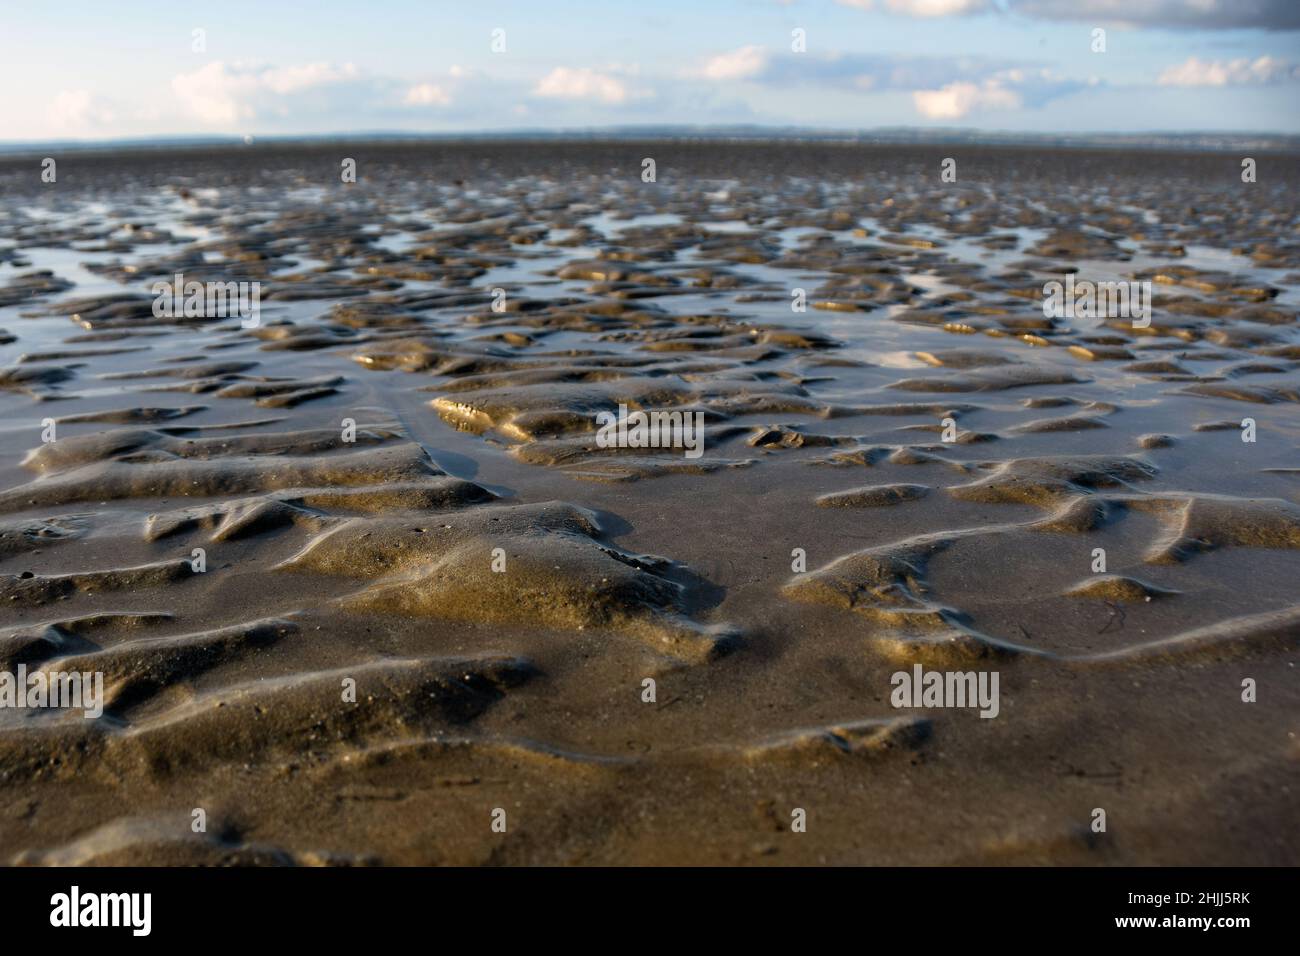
[2,126,1298,158]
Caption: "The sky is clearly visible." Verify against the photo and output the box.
[2,0,1299,142]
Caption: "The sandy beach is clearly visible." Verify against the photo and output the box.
[0,140,1296,865]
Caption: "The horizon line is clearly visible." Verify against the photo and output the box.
[3,125,1299,156]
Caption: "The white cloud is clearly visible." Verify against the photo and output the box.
[913,79,1022,118]
[835,0,993,15]
[688,46,1085,119]
[1157,55,1300,86]
[261,62,358,95]
[1009,0,1300,31]
[533,67,633,104]
[404,82,451,106]
[49,90,116,132]
[700,45,769,81]
[837,0,1300,28]
[909,65,1084,118]
[171,63,258,124]
[171,60,366,126]
[888,0,992,14]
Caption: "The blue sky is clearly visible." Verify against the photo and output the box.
[3,0,1298,140]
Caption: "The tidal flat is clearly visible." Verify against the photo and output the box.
[0,141,1296,865]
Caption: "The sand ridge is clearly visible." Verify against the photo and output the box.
[0,142,1297,865]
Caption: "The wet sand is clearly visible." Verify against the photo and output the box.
[0,141,1297,865]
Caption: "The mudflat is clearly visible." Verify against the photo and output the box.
[0,141,1296,865]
